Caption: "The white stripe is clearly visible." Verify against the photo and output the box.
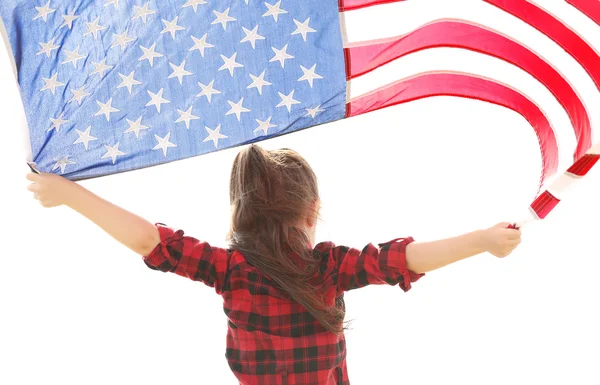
[529,0,600,146]
[0,22,16,78]
[339,9,350,48]
[516,209,539,227]
[527,205,541,221]
[345,79,351,104]
[564,171,585,179]
[546,172,578,200]
[347,47,574,175]
[0,18,32,162]
[343,0,600,180]
[589,142,600,155]
[535,1,600,57]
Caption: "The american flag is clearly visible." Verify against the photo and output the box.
[1,0,600,222]
[0,0,346,179]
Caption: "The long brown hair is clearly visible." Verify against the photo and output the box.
[227,144,345,335]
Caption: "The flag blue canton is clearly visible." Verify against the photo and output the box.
[0,0,346,180]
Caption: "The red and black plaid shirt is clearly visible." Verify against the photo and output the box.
[143,223,424,385]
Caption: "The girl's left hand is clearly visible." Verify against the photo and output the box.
[26,172,76,208]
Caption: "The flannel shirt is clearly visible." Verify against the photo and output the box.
[143,223,424,385]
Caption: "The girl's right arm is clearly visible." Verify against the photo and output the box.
[26,172,230,294]
[27,172,161,256]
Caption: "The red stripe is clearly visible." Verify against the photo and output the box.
[483,0,600,161]
[566,154,600,177]
[530,190,560,219]
[345,19,591,163]
[339,0,405,12]
[347,71,558,186]
[484,0,600,93]
[343,46,352,118]
[532,153,600,219]
[566,0,600,27]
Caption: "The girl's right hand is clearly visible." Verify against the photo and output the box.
[481,223,522,258]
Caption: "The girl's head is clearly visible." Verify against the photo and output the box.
[227,144,345,335]
[229,144,320,245]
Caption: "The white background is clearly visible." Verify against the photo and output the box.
[2,1,600,384]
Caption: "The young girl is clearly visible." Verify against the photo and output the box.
[26,144,521,385]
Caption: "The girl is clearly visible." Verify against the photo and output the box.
[26,144,521,385]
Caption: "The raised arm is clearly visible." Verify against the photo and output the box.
[333,223,521,293]
[405,223,521,274]
[26,172,160,256]
[27,172,230,293]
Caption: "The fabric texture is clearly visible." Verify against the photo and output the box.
[0,0,346,180]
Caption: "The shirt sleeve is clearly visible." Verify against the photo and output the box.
[142,223,230,295]
[333,237,424,293]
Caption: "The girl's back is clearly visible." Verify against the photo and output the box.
[144,220,421,385]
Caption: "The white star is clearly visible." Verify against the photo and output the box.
[48,113,69,133]
[83,17,107,40]
[211,8,236,30]
[33,1,56,22]
[175,106,200,129]
[161,16,185,39]
[59,11,79,29]
[183,0,207,12]
[298,64,323,87]
[168,60,193,84]
[117,71,142,94]
[240,25,265,49]
[132,2,156,23]
[277,90,300,112]
[263,1,287,22]
[90,59,113,78]
[254,117,276,135]
[270,44,294,68]
[73,126,98,150]
[203,125,227,148]
[139,43,164,66]
[226,98,251,121]
[95,98,120,121]
[104,0,119,9]
[62,46,87,68]
[52,156,76,174]
[247,71,272,95]
[196,80,221,103]
[189,34,214,57]
[146,89,170,113]
[111,31,136,50]
[219,52,244,76]
[305,105,325,118]
[69,87,91,105]
[40,73,65,95]
[124,116,150,138]
[153,133,177,157]
[37,38,60,57]
[292,18,316,42]
[101,143,126,164]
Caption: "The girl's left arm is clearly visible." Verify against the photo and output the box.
[26,172,160,256]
